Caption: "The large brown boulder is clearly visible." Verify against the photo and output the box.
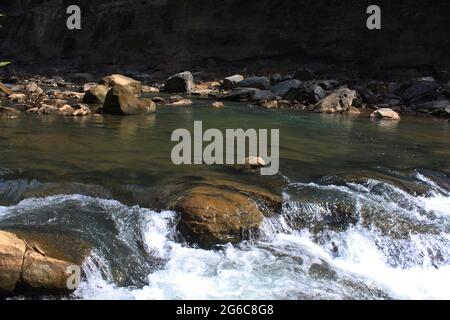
[0,231,26,292]
[21,251,73,291]
[0,230,79,295]
[176,186,264,247]
[102,85,156,115]
[100,74,142,96]
[314,88,358,113]
[83,84,109,104]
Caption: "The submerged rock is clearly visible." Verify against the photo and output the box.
[164,71,194,93]
[0,106,22,119]
[371,108,401,120]
[210,101,225,109]
[102,85,156,115]
[166,99,193,107]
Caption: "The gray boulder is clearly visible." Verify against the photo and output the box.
[401,78,439,104]
[237,77,271,90]
[314,88,357,113]
[164,71,194,93]
[222,75,244,90]
[271,79,302,97]
[223,87,261,101]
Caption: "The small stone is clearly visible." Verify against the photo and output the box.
[211,102,224,109]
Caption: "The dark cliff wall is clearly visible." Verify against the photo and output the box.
[0,0,449,77]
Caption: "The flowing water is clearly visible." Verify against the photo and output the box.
[0,97,449,300]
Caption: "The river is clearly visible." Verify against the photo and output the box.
[0,97,449,299]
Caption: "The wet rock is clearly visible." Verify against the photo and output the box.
[314,88,357,113]
[347,106,361,114]
[48,90,84,102]
[0,231,26,292]
[271,79,302,97]
[20,251,74,292]
[223,87,260,101]
[0,106,23,119]
[83,84,109,104]
[151,97,165,103]
[371,108,401,120]
[259,100,278,109]
[38,104,60,115]
[210,101,225,109]
[166,99,193,107]
[100,74,142,96]
[141,85,160,93]
[0,230,79,295]
[102,85,156,115]
[176,186,264,247]
[237,77,271,90]
[169,95,184,103]
[222,75,244,89]
[252,89,274,101]
[286,82,326,104]
[59,104,75,116]
[70,104,92,117]
[164,71,194,93]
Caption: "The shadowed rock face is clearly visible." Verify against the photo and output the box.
[0,0,449,77]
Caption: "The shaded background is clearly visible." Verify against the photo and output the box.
[0,0,449,78]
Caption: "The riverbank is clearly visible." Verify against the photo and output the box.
[0,69,449,120]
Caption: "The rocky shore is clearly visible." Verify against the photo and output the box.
[1,69,449,121]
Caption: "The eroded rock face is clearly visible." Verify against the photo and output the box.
[0,231,26,292]
[102,85,156,115]
[176,186,264,247]
[0,230,79,295]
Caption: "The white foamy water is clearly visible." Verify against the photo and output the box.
[0,177,449,300]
